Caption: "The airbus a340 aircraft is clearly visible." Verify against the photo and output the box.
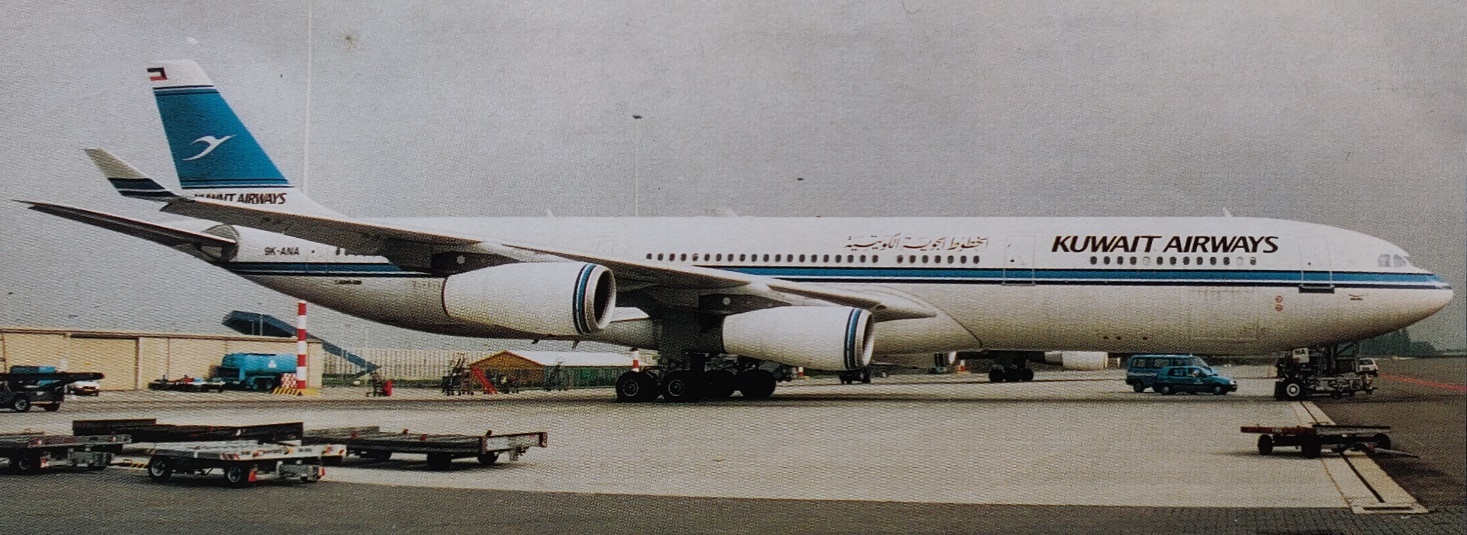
[21,61,1453,402]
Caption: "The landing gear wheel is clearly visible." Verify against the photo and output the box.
[1282,380,1307,401]
[224,465,254,487]
[661,370,703,403]
[704,370,737,399]
[860,368,872,384]
[478,452,500,466]
[426,453,454,471]
[1132,384,1145,393]
[1159,385,1175,395]
[738,369,777,400]
[1257,435,1274,455]
[10,396,30,412]
[615,371,659,402]
[10,452,41,475]
[146,457,172,481]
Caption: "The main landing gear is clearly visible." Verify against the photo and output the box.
[615,367,778,403]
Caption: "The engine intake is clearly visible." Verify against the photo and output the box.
[442,262,615,336]
[722,307,874,371]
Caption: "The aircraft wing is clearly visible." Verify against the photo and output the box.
[150,197,936,320]
[17,200,236,250]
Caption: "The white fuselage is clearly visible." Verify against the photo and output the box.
[210,216,1452,359]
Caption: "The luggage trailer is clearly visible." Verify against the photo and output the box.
[1241,424,1396,458]
[143,441,344,487]
[302,426,548,471]
[0,432,130,474]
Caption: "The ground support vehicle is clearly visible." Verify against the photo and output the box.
[143,441,342,487]
[1273,345,1377,401]
[1240,424,1400,459]
[146,376,226,392]
[0,432,130,474]
[211,352,297,391]
[302,426,548,471]
[0,372,105,412]
[73,418,304,443]
[1124,354,1209,392]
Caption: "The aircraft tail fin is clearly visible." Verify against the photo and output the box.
[146,60,337,215]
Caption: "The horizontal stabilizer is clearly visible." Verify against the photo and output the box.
[84,148,181,201]
[17,200,235,250]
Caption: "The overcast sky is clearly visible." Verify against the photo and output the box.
[1,1,1462,351]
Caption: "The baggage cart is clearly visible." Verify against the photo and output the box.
[302,426,547,470]
[143,441,343,487]
[0,432,130,474]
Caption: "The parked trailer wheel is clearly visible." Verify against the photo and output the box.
[1301,438,1322,459]
[224,465,254,487]
[477,452,500,466]
[1257,435,1274,456]
[426,453,454,471]
[1372,433,1392,451]
[146,457,173,481]
[1283,380,1306,401]
[9,451,42,474]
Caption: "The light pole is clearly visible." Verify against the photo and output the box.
[632,114,643,216]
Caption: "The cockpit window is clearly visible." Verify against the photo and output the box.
[1393,255,1410,268]
[1378,254,1391,268]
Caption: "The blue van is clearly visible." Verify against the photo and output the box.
[1125,354,1209,392]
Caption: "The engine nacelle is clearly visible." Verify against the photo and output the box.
[722,307,874,371]
[442,262,615,336]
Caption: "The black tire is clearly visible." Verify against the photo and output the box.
[1132,383,1145,393]
[1283,380,1307,401]
[1302,439,1322,459]
[860,368,872,384]
[426,453,454,471]
[42,403,61,412]
[1257,435,1274,456]
[1020,368,1035,382]
[146,457,173,481]
[224,465,253,487]
[1372,433,1392,452]
[10,396,31,412]
[738,369,777,400]
[10,452,42,475]
[1159,385,1175,396]
[661,370,703,403]
[477,452,500,466]
[704,370,737,399]
[615,371,659,403]
[988,369,1005,383]
[1212,385,1225,396]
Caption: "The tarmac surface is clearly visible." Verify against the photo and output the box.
[1,360,1462,534]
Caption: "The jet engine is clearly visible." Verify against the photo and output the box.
[722,307,874,371]
[442,262,615,336]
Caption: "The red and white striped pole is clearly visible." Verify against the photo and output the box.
[296,300,309,390]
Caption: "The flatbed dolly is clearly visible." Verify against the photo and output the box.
[0,431,130,474]
[1241,424,1400,458]
[143,440,344,487]
[302,426,548,471]
[73,418,304,443]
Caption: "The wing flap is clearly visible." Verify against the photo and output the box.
[159,197,480,253]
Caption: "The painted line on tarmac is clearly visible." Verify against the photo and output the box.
[1378,373,1467,394]
[1302,401,1428,515]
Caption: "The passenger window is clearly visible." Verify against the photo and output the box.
[1103,256,1111,265]
[823,255,830,262]
[1129,257,1137,265]
[1249,257,1256,265]
[1182,257,1190,265]
[1169,257,1177,265]
[873,255,880,263]
[897,255,904,264]
[1222,257,1230,266]
[799,254,806,262]
[860,255,867,263]
[1209,257,1216,265]
[1090,256,1097,265]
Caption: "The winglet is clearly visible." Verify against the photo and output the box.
[84,148,181,201]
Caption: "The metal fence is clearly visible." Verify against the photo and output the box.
[323,349,484,380]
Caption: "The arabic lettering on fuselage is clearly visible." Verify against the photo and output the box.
[1050,235,1280,254]
[846,234,988,252]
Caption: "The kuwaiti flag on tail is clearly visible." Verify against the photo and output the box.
[149,60,288,190]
